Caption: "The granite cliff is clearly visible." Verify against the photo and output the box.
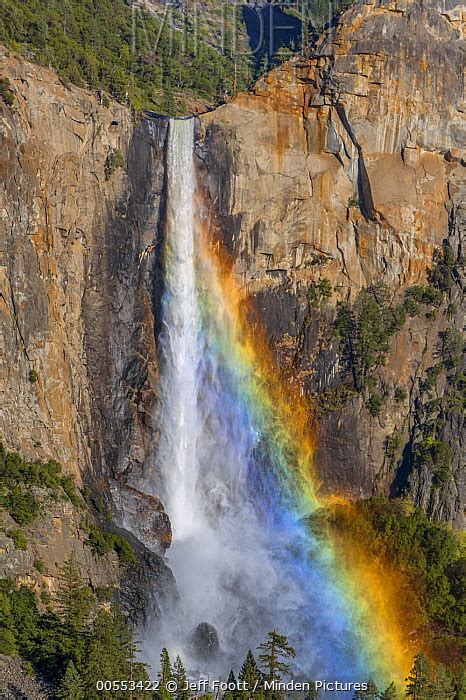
[0,0,464,637]
[198,0,465,525]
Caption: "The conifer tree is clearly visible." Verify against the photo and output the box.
[55,555,94,634]
[84,606,146,699]
[158,647,173,700]
[173,655,189,700]
[431,664,454,699]
[379,681,398,700]
[258,631,295,700]
[224,670,238,700]
[406,652,434,699]
[454,666,466,700]
[353,678,378,699]
[305,681,319,699]
[56,660,85,700]
[239,649,263,699]
[84,609,126,698]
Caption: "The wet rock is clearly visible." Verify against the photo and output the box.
[110,480,172,555]
[189,622,221,662]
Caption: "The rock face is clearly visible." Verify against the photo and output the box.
[0,51,174,605]
[190,622,222,662]
[197,0,464,524]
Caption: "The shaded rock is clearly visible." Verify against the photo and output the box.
[189,622,221,662]
[110,480,172,554]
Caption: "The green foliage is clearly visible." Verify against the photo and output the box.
[347,195,360,208]
[95,585,114,602]
[404,285,443,316]
[6,487,40,526]
[28,369,39,383]
[0,583,18,654]
[414,437,452,485]
[353,678,378,699]
[55,556,94,633]
[56,660,85,700]
[0,567,148,694]
[0,0,252,113]
[86,525,137,565]
[0,76,14,105]
[309,385,357,417]
[84,607,149,699]
[239,649,262,699]
[394,386,408,403]
[438,330,463,371]
[307,278,333,307]
[335,283,406,391]
[0,444,80,524]
[385,430,403,460]
[379,681,398,699]
[406,652,433,698]
[173,654,189,700]
[323,498,464,639]
[367,392,383,416]
[8,528,28,550]
[257,630,296,694]
[104,148,125,180]
[33,559,45,574]
[429,242,460,292]
[158,647,174,700]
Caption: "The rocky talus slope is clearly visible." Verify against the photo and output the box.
[0,0,464,642]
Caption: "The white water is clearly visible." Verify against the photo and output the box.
[145,119,368,685]
[157,119,203,541]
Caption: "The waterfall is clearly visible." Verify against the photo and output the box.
[157,118,202,541]
[146,118,381,689]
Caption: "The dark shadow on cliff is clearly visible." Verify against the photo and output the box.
[83,117,169,485]
[242,4,302,69]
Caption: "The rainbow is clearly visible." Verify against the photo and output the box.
[192,227,420,690]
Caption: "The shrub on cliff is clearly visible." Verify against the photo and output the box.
[0,443,81,525]
[86,524,137,565]
[334,282,406,391]
[104,148,124,180]
[0,76,14,106]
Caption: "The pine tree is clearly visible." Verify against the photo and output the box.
[158,647,173,700]
[257,631,295,700]
[56,660,85,700]
[454,666,466,700]
[239,649,263,699]
[379,681,398,700]
[55,555,94,634]
[305,682,319,699]
[431,664,454,699]
[353,678,378,699]
[173,655,189,700]
[224,670,238,700]
[84,607,132,699]
[406,652,434,699]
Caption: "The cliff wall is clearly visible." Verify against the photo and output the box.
[0,49,173,605]
[198,0,464,523]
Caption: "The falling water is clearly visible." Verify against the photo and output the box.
[147,118,377,689]
[157,118,202,541]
